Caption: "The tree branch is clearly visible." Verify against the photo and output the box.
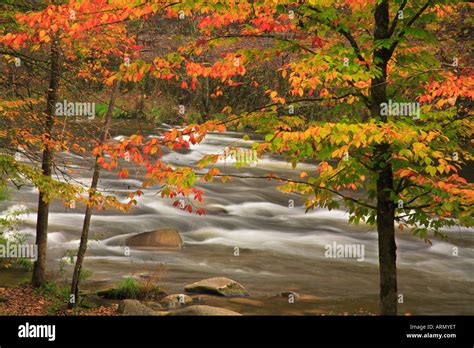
[389,0,433,54]
[212,173,377,210]
[207,34,319,55]
[388,0,408,37]
[306,5,370,70]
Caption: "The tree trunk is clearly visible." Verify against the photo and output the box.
[68,80,120,308]
[371,0,398,315]
[375,144,398,315]
[32,38,61,288]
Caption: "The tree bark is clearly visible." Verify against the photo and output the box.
[375,144,398,315]
[371,0,398,315]
[68,80,121,308]
[32,38,61,288]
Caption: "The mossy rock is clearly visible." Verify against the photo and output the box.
[118,299,157,315]
[97,278,167,301]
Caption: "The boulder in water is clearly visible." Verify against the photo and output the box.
[184,277,249,297]
[169,305,242,316]
[143,301,164,311]
[118,299,157,315]
[161,293,193,308]
[125,228,183,249]
[274,291,301,302]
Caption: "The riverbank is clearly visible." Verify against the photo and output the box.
[0,272,374,316]
[0,285,118,316]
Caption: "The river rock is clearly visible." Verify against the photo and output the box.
[143,301,164,311]
[161,294,193,308]
[275,291,301,302]
[169,305,242,316]
[125,228,183,249]
[81,293,112,308]
[184,277,249,297]
[118,299,157,315]
[204,205,228,214]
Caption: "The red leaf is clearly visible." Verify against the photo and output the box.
[311,36,324,48]
[118,168,129,178]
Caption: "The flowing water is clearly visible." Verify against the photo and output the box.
[1,122,473,315]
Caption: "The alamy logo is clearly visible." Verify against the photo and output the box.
[0,242,37,261]
[380,100,420,119]
[325,242,365,262]
[18,322,56,341]
[55,99,96,119]
[219,148,258,167]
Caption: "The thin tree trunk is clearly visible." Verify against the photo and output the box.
[68,80,120,308]
[371,0,398,315]
[32,38,61,288]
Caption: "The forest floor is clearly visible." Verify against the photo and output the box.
[0,285,119,316]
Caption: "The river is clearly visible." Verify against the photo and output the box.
[1,121,473,315]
